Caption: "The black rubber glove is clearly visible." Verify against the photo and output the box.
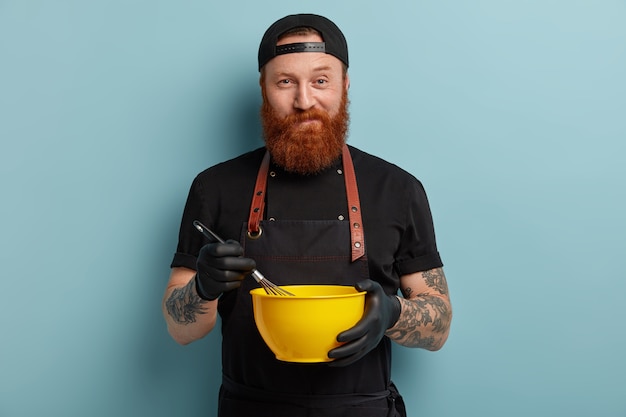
[194,240,256,301]
[328,279,402,367]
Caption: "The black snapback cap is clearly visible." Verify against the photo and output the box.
[258,14,349,71]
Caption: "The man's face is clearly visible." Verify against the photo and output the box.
[260,33,350,175]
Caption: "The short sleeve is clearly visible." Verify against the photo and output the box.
[394,179,443,275]
[170,175,211,270]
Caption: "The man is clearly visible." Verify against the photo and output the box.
[162,13,452,417]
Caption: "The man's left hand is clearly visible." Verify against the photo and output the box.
[328,279,401,367]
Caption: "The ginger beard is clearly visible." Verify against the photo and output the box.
[261,88,349,175]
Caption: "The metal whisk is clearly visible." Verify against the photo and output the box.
[193,220,294,296]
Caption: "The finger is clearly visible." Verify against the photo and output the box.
[328,335,368,359]
[220,256,256,272]
[218,269,249,282]
[204,242,244,257]
[335,321,368,343]
[220,280,242,293]
[328,345,369,367]
[328,353,364,368]
[198,266,247,283]
[200,255,256,273]
[355,278,376,292]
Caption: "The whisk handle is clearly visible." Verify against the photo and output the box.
[250,269,266,284]
[193,220,226,244]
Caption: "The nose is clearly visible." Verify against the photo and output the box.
[294,84,314,110]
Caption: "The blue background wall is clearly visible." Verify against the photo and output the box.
[1,1,625,416]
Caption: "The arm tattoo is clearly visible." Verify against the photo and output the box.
[386,296,451,349]
[423,268,449,294]
[165,278,208,324]
[387,268,452,349]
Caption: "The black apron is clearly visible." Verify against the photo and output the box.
[217,145,407,417]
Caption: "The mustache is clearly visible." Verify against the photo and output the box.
[283,108,331,124]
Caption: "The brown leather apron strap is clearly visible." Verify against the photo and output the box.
[341,144,365,262]
[246,145,365,261]
[247,150,270,238]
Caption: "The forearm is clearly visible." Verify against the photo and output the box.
[385,294,452,350]
[162,276,218,345]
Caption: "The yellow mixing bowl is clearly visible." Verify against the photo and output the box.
[250,285,365,363]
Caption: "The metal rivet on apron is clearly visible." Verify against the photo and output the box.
[256,190,263,196]
[338,215,344,220]
[269,171,276,177]
[351,206,358,212]
[353,222,360,228]
[337,169,343,175]
[354,242,361,248]
[269,217,276,221]
[253,207,260,213]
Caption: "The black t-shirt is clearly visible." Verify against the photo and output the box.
[171,145,443,292]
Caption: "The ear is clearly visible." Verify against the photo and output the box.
[344,73,350,91]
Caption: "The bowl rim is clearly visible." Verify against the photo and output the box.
[249,284,366,299]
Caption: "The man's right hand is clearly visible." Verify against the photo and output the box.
[195,240,256,300]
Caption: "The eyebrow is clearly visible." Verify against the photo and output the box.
[274,65,334,78]
[311,65,333,73]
